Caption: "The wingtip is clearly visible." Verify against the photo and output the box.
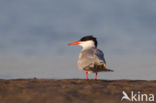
[105,68,114,72]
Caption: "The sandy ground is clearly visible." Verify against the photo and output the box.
[0,79,155,103]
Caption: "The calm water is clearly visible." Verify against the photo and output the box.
[0,0,156,80]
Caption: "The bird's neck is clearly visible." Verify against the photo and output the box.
[79,40,96,50]
[81,44,96,50]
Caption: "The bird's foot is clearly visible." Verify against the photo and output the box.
[93,78,97,80]
[86,71,89,80]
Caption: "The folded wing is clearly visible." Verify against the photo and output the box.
[78,48,113,72]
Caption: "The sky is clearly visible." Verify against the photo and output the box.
[0,0,156,80]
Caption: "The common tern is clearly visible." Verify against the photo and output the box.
[69,35,113,80]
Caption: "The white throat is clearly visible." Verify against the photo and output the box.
[79,40,96,50]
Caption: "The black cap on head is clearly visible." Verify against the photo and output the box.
[80,35,97,47]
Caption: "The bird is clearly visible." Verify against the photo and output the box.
[68,35,113,80]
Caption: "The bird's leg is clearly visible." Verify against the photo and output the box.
[86,71,88,80]
[94,72,97,80]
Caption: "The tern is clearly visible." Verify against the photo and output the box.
[69,35,113,80]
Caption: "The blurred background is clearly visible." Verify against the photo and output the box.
[0,0,156,80]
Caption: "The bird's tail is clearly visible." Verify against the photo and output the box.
[103,64,113,72]
[103,68,114,72]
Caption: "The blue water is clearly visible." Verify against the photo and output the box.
[0,0,156,80]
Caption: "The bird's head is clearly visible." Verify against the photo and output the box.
[68,35,97,49]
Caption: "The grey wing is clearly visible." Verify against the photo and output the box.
[90,49,113,72]
[78,48,106,70]
[95,49,106,64]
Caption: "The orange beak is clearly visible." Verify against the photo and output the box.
[68,41,81,45]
